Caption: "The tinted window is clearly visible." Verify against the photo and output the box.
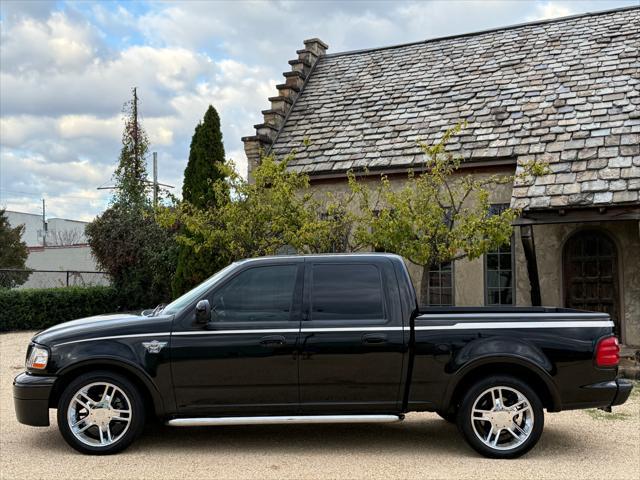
[210,265,297,322]
[311,264,384,321]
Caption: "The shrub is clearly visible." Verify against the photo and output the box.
[0,286,121,332]
[86,204,178,309]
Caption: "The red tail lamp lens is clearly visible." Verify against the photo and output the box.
[595,336,619,367]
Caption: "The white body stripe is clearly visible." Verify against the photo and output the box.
[301,326,403,333]
[416,312,607,320]
[414,320,614,330]
[173,328,300,336]
[54,332,171,347]
[52,319,613,347]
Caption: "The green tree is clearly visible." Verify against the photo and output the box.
[113,87,149,207]
[349,124,547,299]
[0,209,31,288]
[160,124,546,296]
[172,106,229,297]
[182,106,227,207]
[86,89,178,308]
[160,154,357,266]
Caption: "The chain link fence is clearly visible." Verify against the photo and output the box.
[0,269,110,289]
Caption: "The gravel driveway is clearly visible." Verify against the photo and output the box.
[1,331,638,480]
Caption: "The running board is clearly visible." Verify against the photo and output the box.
[166,414,403,427]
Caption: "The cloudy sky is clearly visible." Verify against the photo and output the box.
[0,0,636,221]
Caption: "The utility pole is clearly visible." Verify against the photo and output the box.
[41,198,47,247]
[97,151,173,198]
[132,87,139,179]
[152,152,158,208]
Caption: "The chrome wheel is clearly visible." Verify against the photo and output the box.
[470,386,534,451]
[66,382,132,447]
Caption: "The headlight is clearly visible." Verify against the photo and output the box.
[26,345,49,370]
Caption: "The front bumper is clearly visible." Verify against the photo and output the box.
[13,372,57,426]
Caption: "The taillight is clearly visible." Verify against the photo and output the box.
[595,336,619,367]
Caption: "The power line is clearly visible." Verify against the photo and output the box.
[0,188,110,201]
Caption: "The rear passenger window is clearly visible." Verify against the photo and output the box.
[311,264,384,321]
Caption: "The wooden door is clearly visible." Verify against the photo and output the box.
[563,230,620,334]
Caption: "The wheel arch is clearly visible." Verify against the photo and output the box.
[443,356,562,412]
[51,358,165,418]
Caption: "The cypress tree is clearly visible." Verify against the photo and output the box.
[182,106,226,208]
[172,105,227,296]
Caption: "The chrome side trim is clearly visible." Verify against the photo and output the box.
[167,415,402,427]
[414,321,614,330]
[54,332,171,347]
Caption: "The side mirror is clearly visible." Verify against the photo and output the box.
[195,299,211,324]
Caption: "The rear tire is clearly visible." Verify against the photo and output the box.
[57,371,145,455]
[457,375,544,459]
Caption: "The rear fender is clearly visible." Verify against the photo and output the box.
[444,337,561,411]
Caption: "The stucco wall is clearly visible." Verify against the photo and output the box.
[515,220,640,346]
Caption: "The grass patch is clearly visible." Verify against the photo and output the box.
[585,409,631,421]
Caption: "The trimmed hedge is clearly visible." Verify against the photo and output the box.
[0,286,121,332]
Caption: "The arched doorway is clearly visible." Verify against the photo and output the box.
[563,230,620,335]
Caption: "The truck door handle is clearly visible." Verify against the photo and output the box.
[259,335,287,347]
[362,333,388,345]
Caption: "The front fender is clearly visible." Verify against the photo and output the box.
[443,337,561,411]
[54,356,168,416]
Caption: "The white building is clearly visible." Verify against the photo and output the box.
[4,210,108,288]
[5,210,88,247]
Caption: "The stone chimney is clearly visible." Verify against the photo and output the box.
[242,38,328,180]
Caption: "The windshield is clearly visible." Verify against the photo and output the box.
[161,262,240,315]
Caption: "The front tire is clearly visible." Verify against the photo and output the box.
[457,375,544,459]
[57,371,145,455]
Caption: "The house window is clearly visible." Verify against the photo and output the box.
[485,204,514,305]
[426,262,454,306]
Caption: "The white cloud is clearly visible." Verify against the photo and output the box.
[529,2,574,20]
[0,11,100,74]
[1,0,636,220]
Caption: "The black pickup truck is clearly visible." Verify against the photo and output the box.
[14,254,632,458]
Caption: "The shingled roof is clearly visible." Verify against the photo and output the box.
[244,7,640,210]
